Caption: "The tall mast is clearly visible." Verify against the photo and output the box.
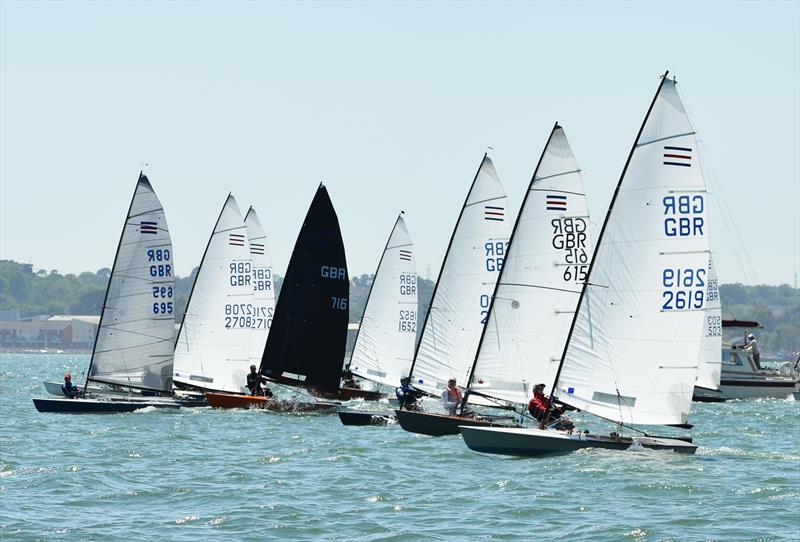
[460,124,562,414]
[83,173,148,396]
[174,193,233,348]
[547,71,670,412]
[402,154,487,407]
[345,212,404,374]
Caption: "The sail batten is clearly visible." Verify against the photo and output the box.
[87,174,176,393]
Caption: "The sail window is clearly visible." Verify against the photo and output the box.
[591,390,637,407]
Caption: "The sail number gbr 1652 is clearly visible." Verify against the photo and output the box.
[661,267,706,310]
[398,309,416,332]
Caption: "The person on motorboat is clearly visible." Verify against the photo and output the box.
[528,383,566,426]
[441,377,463,415]
[396,376,423,411]
[741,333,762,370]
[246,365,274,397]
[61,372,79,399]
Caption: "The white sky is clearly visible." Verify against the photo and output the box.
[1,1,798,286]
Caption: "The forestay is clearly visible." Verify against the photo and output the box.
[409,156,510,397]
[173,195,254,393]
[695,255,721,391]
[349,214,417,388]
[557,76,709,426]
[470,125,592,406]
[87,173,176,393]
[244,207,276,367]
[260,184,349,394]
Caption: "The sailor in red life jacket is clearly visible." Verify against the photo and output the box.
[441,377,463,415]
[528,383,565,426]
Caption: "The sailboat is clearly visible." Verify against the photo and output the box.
[205,184,345,411]
[338,213,418,425]
[461,72,708,455]
[692,256,724,401]
[33,173,181,413]
[395,155,513,435]
[397,126,594,435]
[244,207,276,371]
[172,194,255,395]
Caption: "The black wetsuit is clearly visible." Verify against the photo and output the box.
[396,384,422,411]
[247,372,273,397]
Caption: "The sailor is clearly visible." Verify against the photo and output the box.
[742,333,762,370]
[341,368,360,389]
[246,365,274,397]
[61,372,79,399]
[527,383,565,426]
[441,377,463,416]
[396,376,423,411]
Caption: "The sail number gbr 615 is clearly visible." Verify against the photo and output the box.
[661,267,706,310]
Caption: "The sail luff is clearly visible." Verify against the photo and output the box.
[349,213,417,388]
[83,172,146,395]
[555,72,710,426]
[548,72,670,408]
[405,154,487,387]
[462,124,562,411]
[347,214,402,371]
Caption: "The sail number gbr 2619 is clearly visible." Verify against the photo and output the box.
[661,267,706,311]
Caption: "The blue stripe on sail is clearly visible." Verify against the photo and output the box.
[484,217,504,221]
[546,195,567,200]
[664,146,692,152]
[663,161,691,167]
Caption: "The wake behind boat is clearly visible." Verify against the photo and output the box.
[205,391,338,412]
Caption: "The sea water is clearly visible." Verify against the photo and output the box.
[1,353,798,541]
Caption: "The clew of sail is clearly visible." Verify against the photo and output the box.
[469,125,593,407]
[88,173,176,393]
[349,214,417,388]
[557,76,710,426]
[244,207,276,367]
[173,194,254,393]
[260,184,349,394]
[695,255,722,391]
[409,156,511,397]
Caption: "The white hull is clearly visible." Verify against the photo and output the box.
[459,426,697,456]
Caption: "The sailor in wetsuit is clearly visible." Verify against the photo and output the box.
[62,372,79,399]
[247,365,274,397]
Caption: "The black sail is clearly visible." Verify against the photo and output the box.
[260,184,349,393]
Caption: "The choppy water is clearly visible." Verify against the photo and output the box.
[1,353,798,541]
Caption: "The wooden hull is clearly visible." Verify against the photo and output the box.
[338,409,395,426]
[33,397,181,414]
[460,426,697,456]
[205,392,339,412]
[394,409,517,436]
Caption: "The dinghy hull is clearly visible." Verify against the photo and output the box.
[338,409,394,426]
[395,410,517,436]
[32,397,180,414]
[205,392,339,412]
[460,426,697,456]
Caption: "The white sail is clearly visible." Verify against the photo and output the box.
[88,174,176,392]
[244,207,276,366]
[470,126,592,406]
[695,255,722,391]
[349,214,417,388]
[557,76,710,426]
[173,194,254,393]
[410,156,511,396]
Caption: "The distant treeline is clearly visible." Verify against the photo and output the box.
[1,259,797,352]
